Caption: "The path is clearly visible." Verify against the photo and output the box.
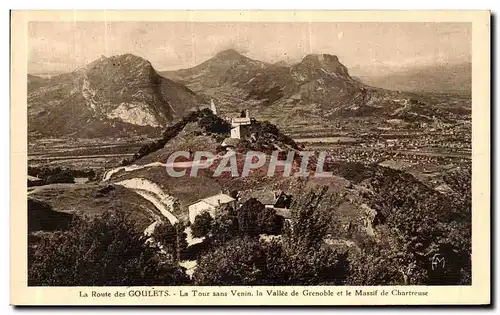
[115,178,179,225]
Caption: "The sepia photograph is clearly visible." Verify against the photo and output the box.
[10,10,490,306]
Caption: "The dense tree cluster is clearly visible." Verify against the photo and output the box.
[190,167,471,286]
[28,211,189,286]
[197,108,231,135]
[190,211,213,239]
[249,120,300,150]
[122,111,199,165]
[196,198,284,243]
[192,187,349,285]
[28,166,96,185]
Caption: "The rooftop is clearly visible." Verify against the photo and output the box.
[192,193,236,207]
[239,189,284,206]
[231,117,251,125]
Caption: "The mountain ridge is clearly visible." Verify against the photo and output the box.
[161,50,470,128]
[356,62,472,94]
[29,50,471,139]
[161,49,369,110]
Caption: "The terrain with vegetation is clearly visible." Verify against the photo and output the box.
[27,50,471,286]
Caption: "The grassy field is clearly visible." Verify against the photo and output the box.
[28,137,151,170]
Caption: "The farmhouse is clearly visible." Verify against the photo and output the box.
[188,192,237,223]
[239,189,293,219]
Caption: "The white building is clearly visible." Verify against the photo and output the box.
[188,193,236,223]
[230,110,251,139]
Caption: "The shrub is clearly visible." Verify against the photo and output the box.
[192,237,268,285]
[44,172,74,184]
[151,222,188,262]
[191,212,214,238]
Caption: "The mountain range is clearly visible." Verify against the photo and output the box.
[28,49,470,138]
[161,49,375,115]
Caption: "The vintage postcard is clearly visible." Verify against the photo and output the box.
[11,10,490,306]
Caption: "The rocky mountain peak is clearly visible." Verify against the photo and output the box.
[83,53,156,88]
[28,53,203,138]
[297,53,350,78]
[302,53,340,63]
[87,53,152,71]
[214,49,246,60]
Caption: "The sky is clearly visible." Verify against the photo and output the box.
[28,21,471,77]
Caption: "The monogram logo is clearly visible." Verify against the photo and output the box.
[431,253,446,271]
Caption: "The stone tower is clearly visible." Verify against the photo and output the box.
[210,99,217,115]
[230,110,251,139]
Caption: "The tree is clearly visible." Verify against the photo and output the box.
[152,221,188,262]
[191,211,213,238]
[257,206,284,235]
[197,109,230,135]
[206,204,237,245]
[284,186,331,249]
[236,198,262,237]
[264,239,349,285]
[234,198,283,237]
[346,243,413,285]
[192,237,268,285]
[28,210,189,286]
[265,186,349,285]
[349,165,472,285]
